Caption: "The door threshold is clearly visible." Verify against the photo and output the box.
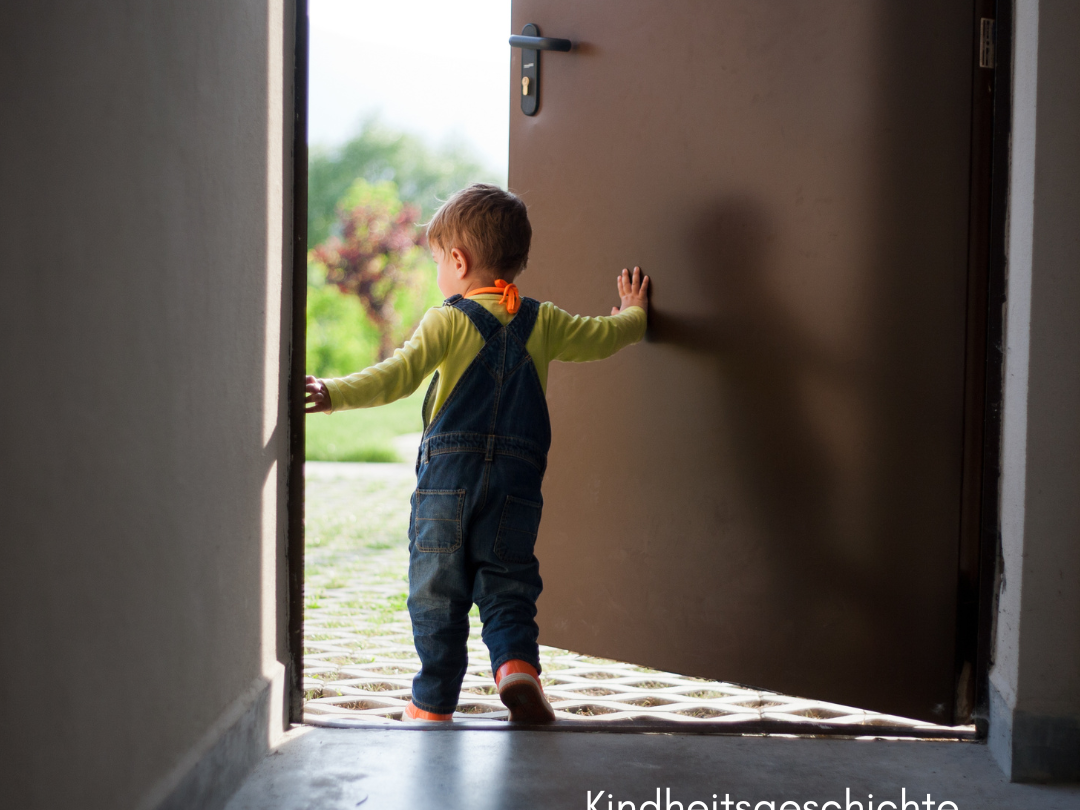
[302,713,978,740]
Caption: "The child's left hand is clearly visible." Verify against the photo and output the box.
[611,266,650,315]
[305,375,331,413]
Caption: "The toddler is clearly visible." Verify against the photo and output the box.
[306,184,649,722]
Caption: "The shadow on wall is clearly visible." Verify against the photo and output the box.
[0,1,290,807]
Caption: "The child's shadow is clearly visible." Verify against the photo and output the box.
[649,198,890,672]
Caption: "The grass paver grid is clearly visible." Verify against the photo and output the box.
[303,462,959,730]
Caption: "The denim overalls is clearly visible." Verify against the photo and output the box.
[407,294,551,714]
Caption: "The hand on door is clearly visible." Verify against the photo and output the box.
[611,267,650,316]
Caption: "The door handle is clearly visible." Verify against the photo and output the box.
[508,34,572,52]
[509,24,572,116]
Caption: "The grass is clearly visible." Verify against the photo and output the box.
[305,385,428,462]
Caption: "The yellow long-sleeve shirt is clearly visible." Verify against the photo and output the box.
[323,294,647,421]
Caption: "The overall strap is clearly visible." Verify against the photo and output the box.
[505,297,540,346]
[448,296,504,343]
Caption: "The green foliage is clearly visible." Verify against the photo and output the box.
[306,261,379,379]
[308,118,501,248]
[305,387,427,462]
[313,178,439,360]
[306,256,441,381]
[336,176,403,213]
[306,181,443,377]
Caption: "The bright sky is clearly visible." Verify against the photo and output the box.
[308,0,512,178]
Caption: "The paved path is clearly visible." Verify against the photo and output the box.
[302,462,962,731]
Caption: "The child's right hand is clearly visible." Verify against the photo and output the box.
[305,375,331,413]
[611,266,650,315]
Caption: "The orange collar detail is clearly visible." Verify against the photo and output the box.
[464,279,520,314]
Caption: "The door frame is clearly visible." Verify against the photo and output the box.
[286,0,309,724]
[283,0,1012,732]
[962,0,1013,735]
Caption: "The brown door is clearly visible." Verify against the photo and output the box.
[511,0,981,723]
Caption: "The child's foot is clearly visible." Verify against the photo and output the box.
[495,660,556,723]
[402,701,453,722]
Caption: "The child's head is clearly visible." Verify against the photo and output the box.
[427,184,531,294]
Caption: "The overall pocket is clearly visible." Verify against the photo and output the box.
[494,495,543,564]
[413,489,465,553]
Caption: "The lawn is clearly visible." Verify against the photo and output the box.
[305,385,428,462]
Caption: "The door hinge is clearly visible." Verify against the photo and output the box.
[979,18,995,69]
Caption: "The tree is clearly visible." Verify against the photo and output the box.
[311,179,433,362]
[307,118,501,248]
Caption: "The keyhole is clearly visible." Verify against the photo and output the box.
[521,76,530,96]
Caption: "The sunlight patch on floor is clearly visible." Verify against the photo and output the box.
[303,462,962,731]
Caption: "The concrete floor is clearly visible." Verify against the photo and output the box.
[225,727,1080,810]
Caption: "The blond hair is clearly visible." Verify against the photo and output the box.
[427,184,532,278]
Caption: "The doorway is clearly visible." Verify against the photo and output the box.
[288,0,1002,736]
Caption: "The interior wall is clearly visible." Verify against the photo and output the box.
[990,0,1080,783]
[0,2,294,808]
